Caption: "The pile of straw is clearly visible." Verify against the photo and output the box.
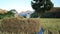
[0,17,40,34]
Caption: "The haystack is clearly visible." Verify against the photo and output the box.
[0,17,40,34]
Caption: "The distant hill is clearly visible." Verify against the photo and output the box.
[0,9,8,14]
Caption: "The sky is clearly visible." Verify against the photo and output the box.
[0,0,60,13]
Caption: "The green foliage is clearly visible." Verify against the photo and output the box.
[0,9,16,19]
[31,0,54,17]
[31,0,53,12]
[9,9,17,13]
[31,12,38,18]
[6,11,15,17]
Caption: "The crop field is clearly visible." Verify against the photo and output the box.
[39,18,60,34]
[0,18,60,34]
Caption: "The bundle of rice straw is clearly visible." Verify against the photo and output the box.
[0,17,40,34]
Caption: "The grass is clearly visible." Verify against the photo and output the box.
[40,18,60,30]
[39,18,60,34]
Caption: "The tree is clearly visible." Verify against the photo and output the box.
[31,12,38,18]
[31,0,54,17]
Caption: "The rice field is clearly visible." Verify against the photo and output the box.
[40,18,60,34]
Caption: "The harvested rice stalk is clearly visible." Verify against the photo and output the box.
[0,18,41,34]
